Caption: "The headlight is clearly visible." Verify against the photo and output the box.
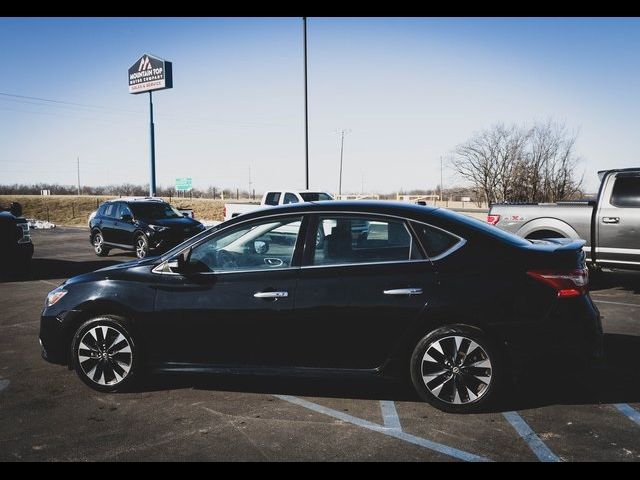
[148,225,169,232]
[46,288,67,307]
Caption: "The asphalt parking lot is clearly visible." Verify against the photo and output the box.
[1,227,640,461]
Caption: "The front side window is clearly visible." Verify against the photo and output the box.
[610,174,640,208]
[312,215,423,266]
[187,216,303,272]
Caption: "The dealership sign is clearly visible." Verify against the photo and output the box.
[128,54,173,94]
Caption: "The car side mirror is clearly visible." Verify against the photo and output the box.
[254,240,269,255]
[120,214,133,223]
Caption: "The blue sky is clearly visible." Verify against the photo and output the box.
[1,17,639,194]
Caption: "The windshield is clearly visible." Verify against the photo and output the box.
[130,202,182,220]
[300,192,333,202]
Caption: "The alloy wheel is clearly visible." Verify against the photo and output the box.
[136,237,147,259]
[421,335,492,405]
[94,234,103,254]
[77,325,133,386]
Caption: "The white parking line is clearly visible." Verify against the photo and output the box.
[275,395,491,462]
[592,299,640,308]
[502,411,561,462]
[613,404,640,426]
[380,400,402,431]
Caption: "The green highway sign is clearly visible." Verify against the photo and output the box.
[175,177,193,191]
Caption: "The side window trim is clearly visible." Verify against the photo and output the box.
[301,212,427,268]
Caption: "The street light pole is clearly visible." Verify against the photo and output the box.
[338,130,345,197]
[303,17,309,190]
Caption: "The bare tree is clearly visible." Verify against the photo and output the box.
[451,120,583,204]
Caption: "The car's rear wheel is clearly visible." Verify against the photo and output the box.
[71,316,138,393]
[92,232,110,257]
[135,234,149,259]
[410,326,503,413]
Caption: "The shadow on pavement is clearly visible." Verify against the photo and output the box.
[130,333,640,413]
[1,258,123,282]
[590,270,640,295]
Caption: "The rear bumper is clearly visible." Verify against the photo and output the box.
[495,295,604,377]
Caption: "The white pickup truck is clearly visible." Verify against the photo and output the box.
[223,190,334,221]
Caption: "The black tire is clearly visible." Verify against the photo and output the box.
[410,325,504,413]
[71,316,138,393]
[134,233,149,259]
[92,231,110,257]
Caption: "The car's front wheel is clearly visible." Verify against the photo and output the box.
[71,316,138,393]
[410,325,503,413]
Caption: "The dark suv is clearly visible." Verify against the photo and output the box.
[89,198,205,259]
[0,202,33,280]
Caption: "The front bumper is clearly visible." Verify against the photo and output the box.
[39,309,83,366]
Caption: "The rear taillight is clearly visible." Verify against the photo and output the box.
[487,214,500,226]
[527,268,589,298]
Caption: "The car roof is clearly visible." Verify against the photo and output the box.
[103,197,166,204]
[227,200,437,223]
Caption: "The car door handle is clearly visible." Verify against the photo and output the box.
[602,217,620,224]
[253,291,289,299]
[383,288,423,296]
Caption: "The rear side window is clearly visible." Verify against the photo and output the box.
[312,215,424,266]
[611,175,640,207]
[283,193,298,204]
[264,192,281,206]
[103,203,116,218]
[411,222,461,259]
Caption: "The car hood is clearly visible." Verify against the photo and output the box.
[145,216,200,228]
[63,257,158,286]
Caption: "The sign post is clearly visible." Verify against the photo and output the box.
[128,54,173,197]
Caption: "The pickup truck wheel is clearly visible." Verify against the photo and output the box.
[93,232,110,257]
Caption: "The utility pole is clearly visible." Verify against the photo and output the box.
[303,17,310,190]
[248,164,253,199]
[76,156,81,195]
[440,155,443,204]
[337,129,351,198]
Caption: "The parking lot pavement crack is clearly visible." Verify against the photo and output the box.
[201,406,272,461]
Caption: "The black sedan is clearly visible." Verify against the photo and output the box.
[40,201,603,412]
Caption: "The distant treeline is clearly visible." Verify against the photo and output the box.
[0,183,256,199]
[0,183,482,202]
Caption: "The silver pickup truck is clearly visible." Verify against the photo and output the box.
[488,168,640,271]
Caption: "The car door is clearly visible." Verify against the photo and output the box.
[290,213,438,370]
[99,203,118,244]
[597,172,640,267]
[113,203,137,246]
[146,214,306,367]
